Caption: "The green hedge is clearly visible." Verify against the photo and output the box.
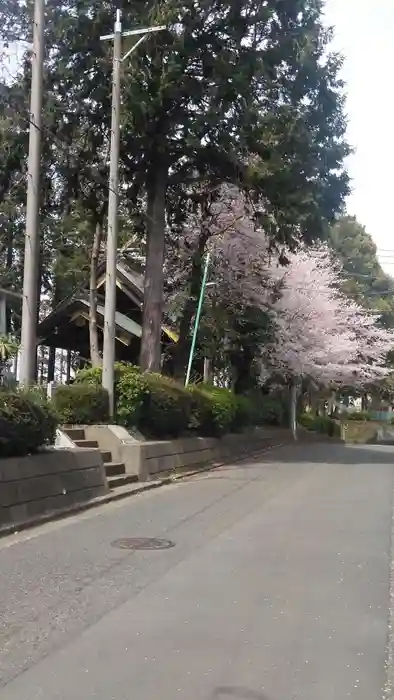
[74,364,287,438]
[299,413,340,437]
[250,393,284,427]
[187,384,237,436]
[0,390,58,457]
[74,362,132,387]
[233,395,256,431]
[344,410,371,422]
[117,370,192,438]
[52,384,110,424]
[142,374,192,438]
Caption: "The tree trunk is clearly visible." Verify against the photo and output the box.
[232,347,255,394]
[66,349,71,383]
[327,390,336,416]
[39,344,45,383]
[89,221,103,368]
[5,228,12,333]
[47,346,56,383]
[203,357,212,383]
[140,163,168,373]
[290,377,299,440]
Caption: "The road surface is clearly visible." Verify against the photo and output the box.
[1,442,394,700]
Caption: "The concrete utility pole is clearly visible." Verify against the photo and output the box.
[19,0,45,385]
[101,13,165,417]
[101,9,122,417]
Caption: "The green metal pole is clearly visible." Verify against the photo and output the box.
[185,252,210,386]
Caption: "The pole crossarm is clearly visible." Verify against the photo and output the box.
[100,24,166,41]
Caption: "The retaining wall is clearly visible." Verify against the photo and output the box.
[341,421,381,444]
[0,448,108,529]
[81,426,290,480]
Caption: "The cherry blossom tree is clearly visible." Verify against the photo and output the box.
[262,245,394,438]
[165,184,274,378]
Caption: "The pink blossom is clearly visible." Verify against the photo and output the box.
[263,244,394,387]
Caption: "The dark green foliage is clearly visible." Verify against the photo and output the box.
[140,374,192,438]
[0,390,58,457]
[52,384,109,425]
[251,394,285,427]
[186,385,216,434]
[116,368,148,429]
[233,395,257,431]
[345,411,371,422]
[329,216,394,326]
[0,0,350,376]
[298,413,316,431]
[81,364,191,438]
[74,363,137,387]
[188,385,237,437]
[299,413,340,437]
[75,362,290,438]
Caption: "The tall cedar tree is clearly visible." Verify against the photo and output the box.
[0,0,349,372]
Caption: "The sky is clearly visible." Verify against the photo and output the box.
[324,0,394,275]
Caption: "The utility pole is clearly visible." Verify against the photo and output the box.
[101,9,122,417]
[100,14,165,417]
[19,0,45,385]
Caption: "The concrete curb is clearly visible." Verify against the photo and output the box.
[0,440,288,540]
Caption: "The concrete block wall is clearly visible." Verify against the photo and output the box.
[0,449,108,529]
[125,428,289,480]
[72,425,292,482]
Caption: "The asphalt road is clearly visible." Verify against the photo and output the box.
[1,442,394,700]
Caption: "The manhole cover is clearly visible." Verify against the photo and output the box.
[111,537,175,550]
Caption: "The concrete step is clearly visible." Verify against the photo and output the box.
[74,439,99,449]
[100,451,112,463]
[107,473,139,489]
[105,461,126,477]
[63,428,86,441]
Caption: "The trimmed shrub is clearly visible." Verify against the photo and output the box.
[188,384,237,436]
[19,386,59,446]
[75,363,260,439]
[299,413,340,437]
[52,384,110,424]
[187,384,215,433]
[0,390,58,457]
[74,362,137,387]
[116,370,192,438]
[243,391,285,427]
[140,373,192,438]
[116,368,148,428]
[345,410,371,422]
[233,394,256,431]
[257,395,284,426]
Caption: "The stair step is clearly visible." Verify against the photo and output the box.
[63,428,85,441]
[100,451,112,463]
[105,461,126,477]
[74,439,99,449]
[107,473,139,489]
